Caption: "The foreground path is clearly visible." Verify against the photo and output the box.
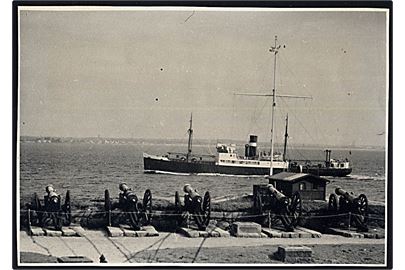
[18,229,385,264]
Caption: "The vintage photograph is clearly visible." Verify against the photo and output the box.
[15,3,391,267]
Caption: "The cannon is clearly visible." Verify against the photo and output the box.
[27,185,72,230]
[253,184,302,232]
[174,184,211,230]
[104,183,152,230]
[328,187,368,232]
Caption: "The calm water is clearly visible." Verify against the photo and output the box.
[19,142,386,207]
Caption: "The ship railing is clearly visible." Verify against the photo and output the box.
[167,152,216,158]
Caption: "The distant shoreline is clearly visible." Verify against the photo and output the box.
[19,136,385,152]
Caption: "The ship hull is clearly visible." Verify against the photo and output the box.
[143,156,285,176]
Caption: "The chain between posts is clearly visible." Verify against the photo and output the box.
[20,209,384,220]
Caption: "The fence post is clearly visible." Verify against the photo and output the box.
[28,209,31,227]
[108,210,112,227]
[268,211,271,229]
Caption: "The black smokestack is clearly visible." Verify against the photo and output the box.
[245,135,258,158]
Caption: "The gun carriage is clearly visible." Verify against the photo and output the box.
[27,185,72,230]
[328,187,368,232]
[174,184,211,230]
[104,183,152,230]
[253,184,302,232]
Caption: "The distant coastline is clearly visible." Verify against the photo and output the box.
[19,136,385,151]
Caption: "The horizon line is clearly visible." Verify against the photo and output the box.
[19,135,385,150]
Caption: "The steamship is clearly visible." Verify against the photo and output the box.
[142,116,352,177]
[288,150,352,177]
[143,36,352,177]
[143,115,289,176]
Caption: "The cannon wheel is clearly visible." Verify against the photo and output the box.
[328,193,338,213]
[278,197,294,232]
[31,193,41,210]
[289,192,302,227]
[202,191,211,227]
[174,191,184,226]
[194,191,211,230]
[64,190,72,225]
[357,194,368,222]
[29,193,42,226]
[174,191,181,212]
[104,189,112,226]
[143,189,152,224]
[352,194,369,232]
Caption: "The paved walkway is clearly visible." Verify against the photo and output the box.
[19,229,385,264]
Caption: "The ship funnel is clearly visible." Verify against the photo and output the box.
[245,135,258,158]
[325,149,332,165]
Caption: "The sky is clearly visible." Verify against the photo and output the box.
[18,7,388,148]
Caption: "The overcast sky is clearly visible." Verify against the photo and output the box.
[19,7,388,147]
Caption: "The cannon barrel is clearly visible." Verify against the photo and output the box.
[267,184,287,201]
[183,184,201,199]
[335,187,356,202]
[49,195,60,204]
[48,191,60,204]
[48,191,59,198]
[119,183,138,204]
[123,190,138,201]
[119,183,130,192]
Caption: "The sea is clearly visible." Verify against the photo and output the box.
[19,142,386,207]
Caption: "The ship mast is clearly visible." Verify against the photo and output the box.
[283,114,289,161]
[186,113,193,162]
[234,35,312,176]
[268,36,280,175]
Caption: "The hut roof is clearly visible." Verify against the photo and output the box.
[268,172,330,184]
